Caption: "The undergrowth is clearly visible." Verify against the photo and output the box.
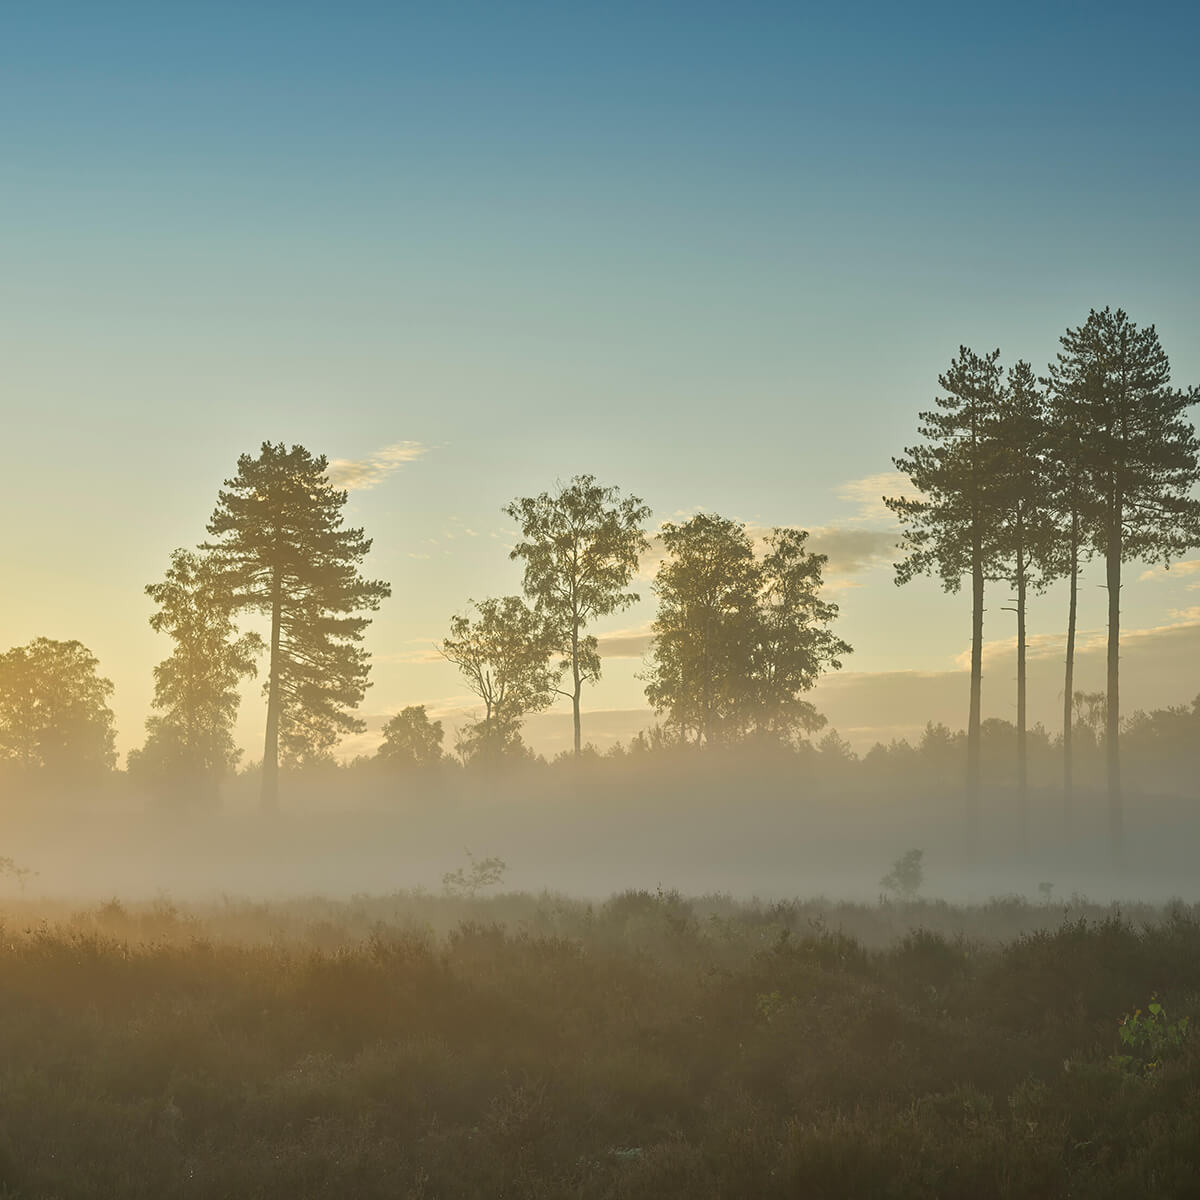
[0,891,1195,1197]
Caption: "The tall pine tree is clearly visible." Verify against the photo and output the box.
[204,443,391,810]
[1047,309,1200,861]
[992,361,1056,852]
[887,346,1004,862]
[1042,356,1099,829]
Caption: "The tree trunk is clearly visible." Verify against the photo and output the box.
[571,622,582,756]
[1106,521,1123,864]
[1062,518,1078,835]
[261,579,283,813]
[1016,540,1028,856]
[967,532,984,866]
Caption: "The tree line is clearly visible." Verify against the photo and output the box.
[1,306,1195,856]
[887,307,1200,862]
[0,455,850,808]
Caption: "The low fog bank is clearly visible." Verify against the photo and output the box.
[1,747,1197,905]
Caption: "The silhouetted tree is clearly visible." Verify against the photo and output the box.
[441,597,560,767]
[887,346,1004,862]
[204,443,391,810]
[129,549,262,805]
[992,361,1056,851]
[751,528,853,740]
[0,638,116,782]
[377,705,444,769]
[1043,359,1098,827]
[645,514,758,745]
[1047,309,1200,860]
[505,476,650,756]
[644,515,848,745]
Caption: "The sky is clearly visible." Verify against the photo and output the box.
[3,1,1199,762]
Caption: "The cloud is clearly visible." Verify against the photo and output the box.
[597,625,655,659]
[836,471,921,522]
[1138,559,1200,582]
[327,441,428,491]
[635,517,898,586]
[806,526,899,575]
[377,640,443,665]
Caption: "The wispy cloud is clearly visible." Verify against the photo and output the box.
[806,526,898,575]
[597,625,655,659]
[836,471,921,523]
[1138,559,1200,582]
[635,512,898,585]
[327,441,428,491]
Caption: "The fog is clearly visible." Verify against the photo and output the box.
[4,728,1198,906]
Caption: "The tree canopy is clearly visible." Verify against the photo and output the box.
[127,548,262,804]
[204,442,391,807]
[505,476,650,755]
[0,638,117,783]
[644,515,850,746]
[377,705,444,770]
[441,597,560,766]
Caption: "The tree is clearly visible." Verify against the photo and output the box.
[204,443,391,810]
[643,515,849,745]
[0,638,116,783]
[505,476,650,756]
[752,528,853,741]
[1042,359,1098,828]
[441,597,561,767]
[128,549,262,805]
[377,705,444,769]
[880,849,924,901]
[886,346,1004,863]
[991,361,1056,852]
[1047,309,1200,861]
[644,514,762,745]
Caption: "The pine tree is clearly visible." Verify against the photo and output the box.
[204,443,391,810]
[886,346,1004,862]
[1047,309,1200,861]
[1042,358,1099,830]
[992,361,1056,852]
[129,549,261,805]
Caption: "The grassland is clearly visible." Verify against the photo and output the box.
[0,889,1197,1198]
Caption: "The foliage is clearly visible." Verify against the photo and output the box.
[376,705,444,770]
[128,549,262,803]
[887,346,1005,858]
[1112,996,1190,1075]
[505,475,651,754]
[441,597,561,766]
[0,638,117,781]
[441,851,507,898]
[886,346,1005,592]
[644,515,850,745]
[880,848,924,900]
[0,895,1197,1197]
[204,443,391,805]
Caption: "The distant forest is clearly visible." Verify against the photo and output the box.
[2,307,1198,863]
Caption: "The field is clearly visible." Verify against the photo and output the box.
[0,890,1197,1198]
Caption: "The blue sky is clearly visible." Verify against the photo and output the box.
[3,1,1199,758]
